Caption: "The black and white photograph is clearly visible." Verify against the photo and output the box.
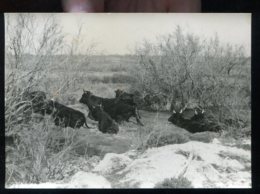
[5,13,251,188]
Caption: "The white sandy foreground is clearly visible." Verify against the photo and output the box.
[8,139,251,188]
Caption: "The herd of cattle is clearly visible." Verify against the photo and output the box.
[10,89,224,134]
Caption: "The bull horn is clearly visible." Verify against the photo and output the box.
[172,110,176,113]
[180,104,187,114]
[201,109,205,114]
[194,110,198,115]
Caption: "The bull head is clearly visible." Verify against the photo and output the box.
[115,89,124,97]
[83,90,91,95]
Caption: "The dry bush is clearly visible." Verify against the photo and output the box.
[5,13,64,135]
[131,26,250,132]
[6,118,54,184]
[155,176,193,188]
[5,13,94,185]
[139,129,189,150]
[5,118,87,185]
[132,111,190,151]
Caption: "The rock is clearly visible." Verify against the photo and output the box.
[88,156,101,168]
[212,138,221,144]
[117,141,251,188]
[68,171,111,188]
[93,153,132,175]
[7,183,66,188]
[7,138,251,189]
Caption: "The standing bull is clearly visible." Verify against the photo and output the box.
[115,89,145,109]
[115,89,136,106]
[79,90,144,126]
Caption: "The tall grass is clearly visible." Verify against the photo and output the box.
[5,117,91,185]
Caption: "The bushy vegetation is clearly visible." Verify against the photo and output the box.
[136,126,219,150]
[5,118,95,184]
[4,14,137,186]
[4,13,95,186]
[139,129,189,150]
[5,14,251,187]
[131,26,251,132]
[155,176,193,188]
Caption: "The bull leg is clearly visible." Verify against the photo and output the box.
[54,118,60,126]
[136,117,144,126]
[135,108,142,119]
[134,108,144,126]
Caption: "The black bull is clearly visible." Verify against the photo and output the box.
[115,89,136,106]
[79,90,144,126]
[89,105,119,134]
[43,100,89,129]
[168,107,221,133]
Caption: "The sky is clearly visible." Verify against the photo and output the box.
[6,13,251,56]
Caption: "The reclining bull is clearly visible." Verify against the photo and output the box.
[88,104,119,134]
[79,90,144,126]
[43,99,90,129]
[168,105,221,133]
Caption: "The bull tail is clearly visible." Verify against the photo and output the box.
[135,107,144,126]
[84,117,90,128]
[84,121,90,128]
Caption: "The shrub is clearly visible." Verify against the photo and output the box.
[155,176,193,188]
[188,131,219,143]
[222,126,251,140]
[5,14,96,185]
[131,26,250,132]
[6,119,54,185]
[5,118,90,186]
[138,128,190,150]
